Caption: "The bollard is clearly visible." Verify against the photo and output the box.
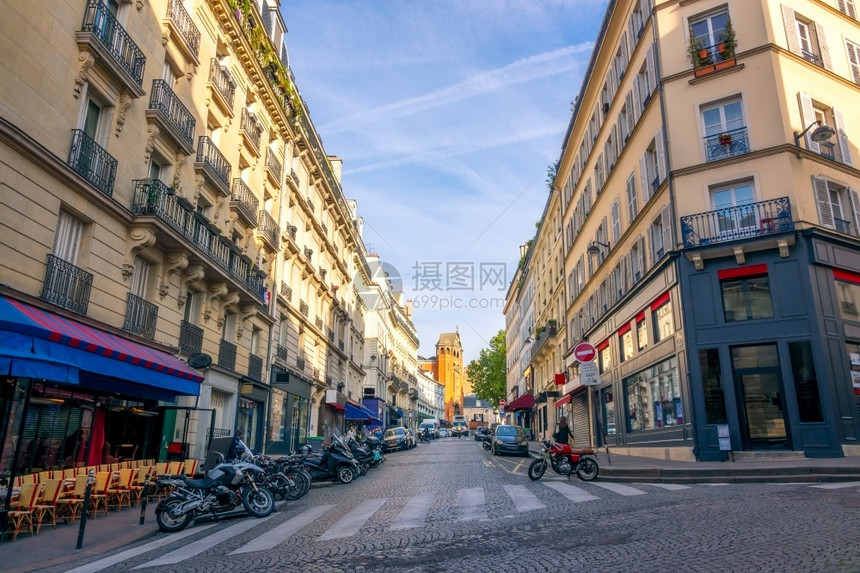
[76,469,95,550]
[139,472,151,525]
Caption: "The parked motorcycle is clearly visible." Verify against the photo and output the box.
[527,439,599,481]
[154,459,275,532]
[300,431,361,484]
[250,454,305,501]
[480,432,492,451]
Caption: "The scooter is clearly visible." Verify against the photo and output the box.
[300,432,361,484]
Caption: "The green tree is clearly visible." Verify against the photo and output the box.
[466,329,507,410]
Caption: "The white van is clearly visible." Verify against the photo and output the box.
[452,415,468,437]
[419,419,440,439]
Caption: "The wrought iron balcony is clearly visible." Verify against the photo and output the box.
[208,59,236,113]
[265,148,283,185]
[286,225,297,240]
[230,178,258,228]
[315,317,323,330]
[529,321,558,363]
[131,179,264,300]
[240,109,262,154]
[147,79,195,153]
[338,340,345,352]
[692,41,738,78]
[179,320,203,355]
[79,0,145,93]
[218,339,237,370]
[681,196,793,247]
[303,247,313,260]
[248,353,263,381]
[296,356,306,370]
[704,127,750,162]
[257,210,280,251]
[280,282,292,301]
[123,293,158,339]
[68,129,117,197]
[41,254,93,315]
[288,169,300,189]
[835,217,853,235]
[327,328,334,341]
[275,344,288,361]
[299,300,309,317]
[165,0,200,60]
[195,136,231,196]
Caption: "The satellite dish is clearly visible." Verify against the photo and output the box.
[187,353,212,369]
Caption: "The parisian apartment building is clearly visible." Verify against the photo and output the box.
[506,0,860,461]
[0,0,424,477]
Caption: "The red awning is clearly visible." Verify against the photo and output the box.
[506,392,535,411]
[555,393,572,408]
[327,402,346,411]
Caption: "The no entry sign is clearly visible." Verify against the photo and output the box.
[573,342,597,363]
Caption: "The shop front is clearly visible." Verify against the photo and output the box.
[0,295,203,487]
[238,378,268,453]
[267,367,311,455]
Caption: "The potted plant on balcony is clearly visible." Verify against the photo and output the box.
[718,18,737,60]
[688,29,709,68]
[718,133,732,146]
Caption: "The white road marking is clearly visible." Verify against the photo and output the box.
[390,492,434,530]
[230,504,335,554]
[134,515,275,569]
[503,485,546,513]
[65,524,216,573]
[483,460,494,468]
[458,487,488,521]
[588,482,647,496]
[810,481,860,489]
[542,481,600,503]
[701,483,730,486]
[636,483,691,491]
[317,498,387,540]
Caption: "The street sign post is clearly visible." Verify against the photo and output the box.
[499,399,506,407]
[573,342,597,363]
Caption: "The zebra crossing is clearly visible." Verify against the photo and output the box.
[68,480,858,571]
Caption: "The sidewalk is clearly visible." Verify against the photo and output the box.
[527,440,860,483]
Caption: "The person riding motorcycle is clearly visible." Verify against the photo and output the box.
[553,418,574,447]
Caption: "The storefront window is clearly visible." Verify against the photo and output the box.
[599,344,611,374]
[237,399,256,450]
[653,301,673,343]
[721,274,773,322]
[601,388,616,435]
[698,348,727,424]
[624,357,681,431]
[835,279,860,321]
[620,329,634,362]
[0,378,31,479]
[846,342,860,399]
[637,317,648,350]
[789,341,823,423]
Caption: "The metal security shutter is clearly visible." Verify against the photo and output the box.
[571,393,590,448]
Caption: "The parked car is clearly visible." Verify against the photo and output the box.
[491,424,529,456]
[383,427,409,452]
[474,427,490,441]
[440,428,452,438]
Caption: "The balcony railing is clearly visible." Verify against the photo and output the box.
[166,0,200,58]
[280,282,292,301]
[315,317,323,330]
[835,217,853,235]
[208,59,236,110]
[123,293,158,339]
[289,169,300,189]
[179,320,203,355]
[296,356,306,370]
[196,136,232,195]
[257,210,280,249]
[248,353,263,381]
[80,0,145,87]
[230,178,258,227]
[218,339,237,370]
[299,300,309,317]
[338,340,345,352]
[275,344,287,360]
[265,148,283,184]
[286,225,297,240]
[681,196,793,247]
[148,79,195,150]
[41,254,93,315]
[131,179,264,299]
[692,41,737,77]
[704,127,750,162]
[240,109,262,152]
[68,129,117,197]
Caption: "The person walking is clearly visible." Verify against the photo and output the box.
[553,418,574,447]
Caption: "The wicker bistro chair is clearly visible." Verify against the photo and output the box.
[56,475,88,524]
[32,479,63,533]
[6,482,41,540]
[88,472,111,517]
[113,469,134,509]
[129,466,154,506]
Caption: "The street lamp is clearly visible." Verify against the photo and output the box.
[586,240,610,257]
[794,120,836,148]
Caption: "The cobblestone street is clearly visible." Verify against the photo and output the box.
[47,439,860,573]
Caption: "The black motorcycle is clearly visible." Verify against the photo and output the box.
[301,431,361,484]
[155,459,275,532]
[418,429,431,444]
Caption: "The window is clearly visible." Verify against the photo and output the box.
[251,327,262,355]
[813,177,859,236]
[835,272,860,319]
[184,289,201,325]
[223,312,236,342]
[701,97,746,161]
[838,0,857,19]
[624,357,681,432]
[639,130,664,201]
[652,297,673,342]
[626,174,639,222]
[690,10,728,51]
[629,237,644,284]
[601,388,616,435]
[619,326,633,362]
[636,45,656,110]
[649,206,671,261]
[789,341,823,423]
[129,256,150,299]
[629,0,645,42]
[711,179,756,237]
[781,7,832,70]
[611,199,621,244]
[598,343,611,374]
[848,40,860,84]
[636,314,648,350]
[53,211,84,264]
[720,268,774,322]
[698,349,728,424]
[796,19,817,63]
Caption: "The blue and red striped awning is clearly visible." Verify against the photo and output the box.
[0,296,203,396]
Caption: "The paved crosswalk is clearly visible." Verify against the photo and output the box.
[71,480,857,571]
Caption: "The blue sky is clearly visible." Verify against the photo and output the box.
[280,0,609,363]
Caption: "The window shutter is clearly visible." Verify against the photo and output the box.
[625,91,635,137]
[655,126,667,182]
[632,84,641,124]
[626,252,634,287]
[798,93,821,153]
[832,108,853,166]
[612,199,621,243]
[639,153,649,202]
[639,0,649,25]
[645,44,657,96]
[849,188,860,237]
[130,256,149,298]
[814,22,832,70]
[620,31,629,71]
[847,41,860,84]
[661,206,672,256]
[53,211,83,264]
[638,236,647,274]
[627,173,638,221]
[628,14,637,53]
[813,176,835,229]
[781,5,801,55]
